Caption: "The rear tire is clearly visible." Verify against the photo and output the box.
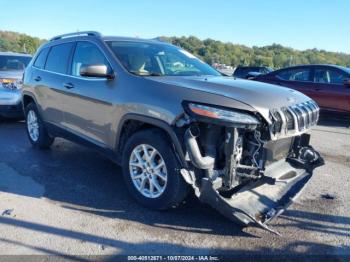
[122,128,189,210]
[25,103,54,149]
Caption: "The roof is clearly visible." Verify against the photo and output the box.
[48,31,171,46]
[102,36,170,45]
[280,64,348,69]
[0,51,32,57]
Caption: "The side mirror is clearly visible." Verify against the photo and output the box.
[344,79,350,87]
[80,64,114,79]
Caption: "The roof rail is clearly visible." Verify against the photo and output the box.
[50,31,101,41]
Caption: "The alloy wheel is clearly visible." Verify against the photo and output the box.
[129,144,168,198]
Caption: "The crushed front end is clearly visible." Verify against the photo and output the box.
[177,101,324,234]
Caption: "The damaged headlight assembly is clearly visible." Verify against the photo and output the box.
[184,102,260,128]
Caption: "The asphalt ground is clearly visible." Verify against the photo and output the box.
[0,114,349,260]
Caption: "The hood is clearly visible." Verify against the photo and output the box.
[149,75,312,123]
[0,70,24,80]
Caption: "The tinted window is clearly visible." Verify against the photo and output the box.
[45,43,74,74]
[233,67,271,78]
[33,48,49,69]
[71,42,110,77]
[277,68,311,82]
[0,55,31,71]
[261,67,273,74]
[234,68,253,77]
[314,68,347,84]
[234,67,257,76]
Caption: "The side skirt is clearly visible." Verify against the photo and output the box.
[45,122,121,165]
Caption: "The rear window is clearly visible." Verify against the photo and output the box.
[45,43,74,74]
[34,48,49,69]
[314,68,348,84]
[0,55,31,71]
[234,67,268,78]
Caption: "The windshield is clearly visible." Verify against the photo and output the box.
[0,55,31,71]
[339,66,350,74]
[106,41,221,77]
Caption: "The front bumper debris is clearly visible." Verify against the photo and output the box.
[197,157,324,235]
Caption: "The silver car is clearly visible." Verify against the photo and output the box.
[22,32,324,234]
[0,52,32,118]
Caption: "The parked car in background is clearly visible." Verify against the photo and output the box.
[233,66,273,79]
[254,64,350,114]
[0,52,32,119]
[22,31,323,233]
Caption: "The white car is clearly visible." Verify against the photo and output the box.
[0,52,32,119]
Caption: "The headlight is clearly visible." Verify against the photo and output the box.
[0,78,23,90]
[186,103,259,125]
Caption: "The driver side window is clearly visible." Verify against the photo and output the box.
[71,42,110,77]
[276,68,311,82]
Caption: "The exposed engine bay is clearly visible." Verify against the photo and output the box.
[177,102,324,234]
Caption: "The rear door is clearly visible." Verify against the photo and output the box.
[31,43,74,127]
[311,66,350,112]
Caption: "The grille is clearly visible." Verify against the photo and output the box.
[283,108,294,130]
[270,100,319,137]
[271,110,282,134]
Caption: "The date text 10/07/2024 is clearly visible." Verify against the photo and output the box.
[127,256,220,261]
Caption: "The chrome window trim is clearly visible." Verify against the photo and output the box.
[33,67,108,81]
[32,39,114,82]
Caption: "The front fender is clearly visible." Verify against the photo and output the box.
[115,113,188,168]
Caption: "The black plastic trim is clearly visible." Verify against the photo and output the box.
[115,113,188,168]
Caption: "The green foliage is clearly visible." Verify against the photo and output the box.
[0,30,46,54]
[1,31,350,68]
[158,36,350,68]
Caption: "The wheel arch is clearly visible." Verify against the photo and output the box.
[116,113,188,168]
[22,93,39,110]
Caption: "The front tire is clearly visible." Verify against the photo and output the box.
[25,103,54,149]
[122,129,189,210]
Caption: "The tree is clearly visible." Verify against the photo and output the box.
[1,30,350,68]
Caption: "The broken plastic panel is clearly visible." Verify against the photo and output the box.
[198,159,318,234]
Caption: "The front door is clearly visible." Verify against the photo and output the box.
[61,41,116,146]
[311,66,350,113]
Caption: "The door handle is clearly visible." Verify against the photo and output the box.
[34,76,42,82]
[63,83,74,89]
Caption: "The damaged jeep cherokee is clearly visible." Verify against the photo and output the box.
[22,32,324,233]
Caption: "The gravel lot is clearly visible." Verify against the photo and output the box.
[0,115,349,258]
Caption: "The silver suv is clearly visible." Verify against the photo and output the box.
[23,32,323,233]
[0,52,31,118]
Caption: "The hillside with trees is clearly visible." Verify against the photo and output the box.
[0,31,45,54]
[1,30,350,68]
[159,36,350,68]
